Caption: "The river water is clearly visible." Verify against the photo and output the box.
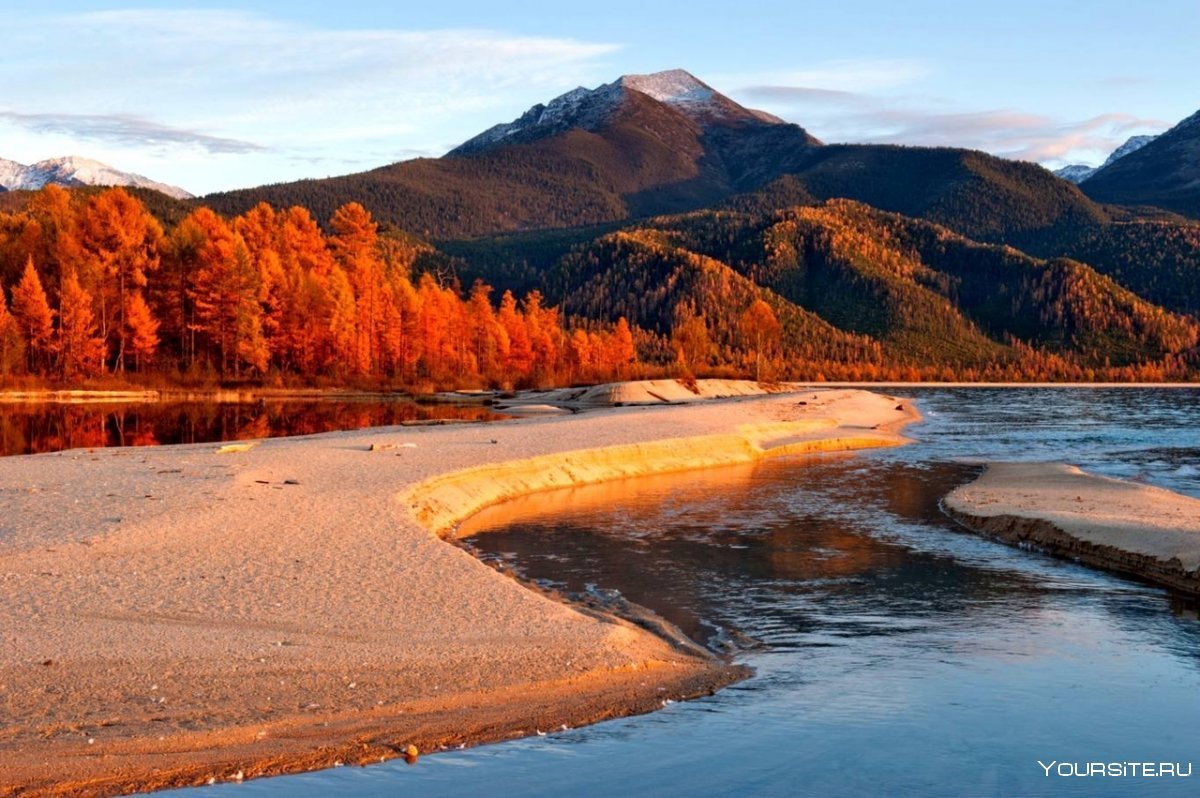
[167,388,1200,797]
[0,397,503,456]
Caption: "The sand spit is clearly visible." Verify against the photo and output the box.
[0,386,915,796]
[944,462,1200,594]
[498,378,785,412]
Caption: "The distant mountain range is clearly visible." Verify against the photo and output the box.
[1054,135,1158,184]
[0,155,192,200]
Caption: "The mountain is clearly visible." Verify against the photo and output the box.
[1055,164,1099,184]
[451,69,790,156]
[548,226,886,373]
[1054,134,1157,184]
[725,145,1109,248]
[1082,111,1200,216]
[0,159,26,190]
[206,69,1113,252]
[203,69,820,238]
[533,201,1199,373]
[0,155,193,200]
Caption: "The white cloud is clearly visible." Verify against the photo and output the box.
[715,59,932,95]
[0,111,264,153]
[731,81,1169,168]
[0,8,621,193]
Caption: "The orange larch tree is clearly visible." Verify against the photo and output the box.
[10,258,55,373]
[330,203,386,375]
[498,289,532,383]
[608,316,637,380]
[0,288,25,377]
[737,299,781,381]
[186,209,266,377]
[57,270,105,380]
[124,291,160,371]
[77,188,163,371]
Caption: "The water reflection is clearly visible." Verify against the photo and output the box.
[0,399,504,456]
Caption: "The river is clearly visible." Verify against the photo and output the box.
[166,388,1200,796]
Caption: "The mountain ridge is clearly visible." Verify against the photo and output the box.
[1082,109,1200,216]
[0,155,193,200]
[1054,134,1158,184]
[450,69,794,157]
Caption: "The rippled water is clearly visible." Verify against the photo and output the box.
[169,388,1200,797]
[0,398,504,456]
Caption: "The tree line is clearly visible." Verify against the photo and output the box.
[0,186,637,389]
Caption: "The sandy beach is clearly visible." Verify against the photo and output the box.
[945,462,1200,594]
[0,383,916,796]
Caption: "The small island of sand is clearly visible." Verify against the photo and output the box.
[0,383,917,796]
[944,462,1200,594]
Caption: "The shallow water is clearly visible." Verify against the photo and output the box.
[166,388,1200,796]
[0,398,503,456]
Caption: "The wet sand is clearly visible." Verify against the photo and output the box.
[944,462,1200,594]
[0,384,916,796]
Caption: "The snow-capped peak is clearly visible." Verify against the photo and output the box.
[450,69,784,156]
[620,69,715,106]
[0,158,26,191]
[1054,133,1159,184]
[1053,164,1098,184]
[1099,135,1156,169]
[0,155,193,199]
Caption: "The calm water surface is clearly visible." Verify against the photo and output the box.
[167,389,1200,797]
[0,398,504,456]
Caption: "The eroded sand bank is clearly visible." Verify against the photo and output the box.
[944,462,1200,594]
[0,385,915,796]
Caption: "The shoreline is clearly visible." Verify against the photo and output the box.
[944,463,1200,596]
[2,379,1198,406]
[0,385,917,796]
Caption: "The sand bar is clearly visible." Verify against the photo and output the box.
[944,462,1200,593]
[0,384,915,796]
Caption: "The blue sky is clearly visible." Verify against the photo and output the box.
[1,0,1195,195]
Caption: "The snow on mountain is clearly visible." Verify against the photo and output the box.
[1053,134,1159,184]
[0,156,193,199]
[1098,135,1157,170]
[1054,164,1099,183]
[0,158,27,191]
[451,69,783,156]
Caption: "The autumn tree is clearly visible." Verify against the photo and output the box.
[186,209,267,377]
[0,289,25,376]
[738,299,781,381]
[327,265,358,375]
[124,291,160,370]
[497,290,532,383]
[10,258,54,373]
[57,270,104,380]
[609,316,636,380]
[234,203,285,347]
[671,304,711,375]
[273,207,338,374]
[77,188,163,371]
[330,203,385,375]
[566,328,592,382]
[24,184,85,292]
[466,281,505,381]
